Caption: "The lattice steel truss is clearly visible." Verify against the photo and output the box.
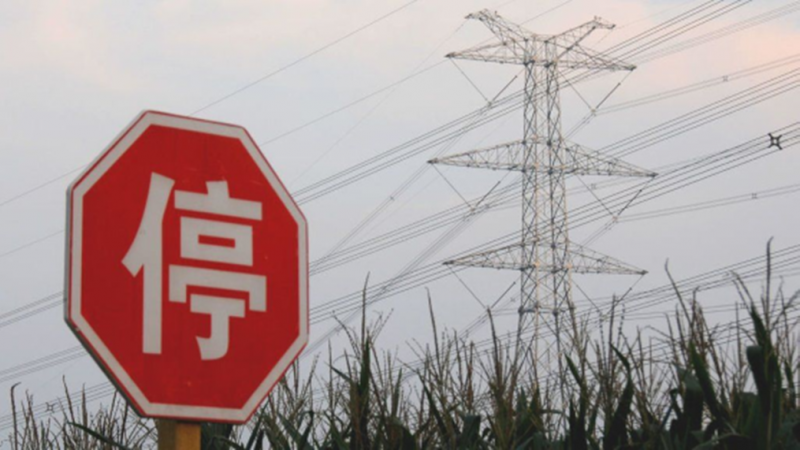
[431,11,655,327]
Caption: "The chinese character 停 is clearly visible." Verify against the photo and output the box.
[123,173,266,360]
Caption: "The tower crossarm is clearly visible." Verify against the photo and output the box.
[568,242,647,275]
[551,44,635,71]
[445,10,533,64]
[445,241,646,275]
[544,17,632,71]
[445,241,526,271]
[550,17,615,50]
[447,11,635,71]
[446,41,530,65]
[466,9,534,42]
[429,139,537,170]
[564,142,656,177]
[429,139,656,178]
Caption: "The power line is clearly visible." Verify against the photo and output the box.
[0,0,767,214]
[4,236,797,430]
[289,0,771,204]
[190,0,422,115]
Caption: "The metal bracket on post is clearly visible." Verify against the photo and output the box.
[157,419,202,450]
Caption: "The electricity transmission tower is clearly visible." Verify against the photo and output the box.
[431,11,656,346]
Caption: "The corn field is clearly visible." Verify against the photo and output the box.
[6,244,800,449]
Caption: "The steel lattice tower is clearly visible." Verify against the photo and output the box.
[431,11,656,341]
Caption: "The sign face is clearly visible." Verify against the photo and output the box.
[65,111,308,423]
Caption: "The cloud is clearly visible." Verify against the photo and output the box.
[0,0,142,91]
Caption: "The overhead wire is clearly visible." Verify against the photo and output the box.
[635,0,800,64]
[189,0,423,115]
[1,121,793,355]
[596,52,800,116]
[308,124,800,324]
[289,0,779,205]
[0,0,431,212]
[0,0,771,215]
[1,121,793,381]
[4,225,798,431]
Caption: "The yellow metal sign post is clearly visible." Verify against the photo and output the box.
[157,420,201,450]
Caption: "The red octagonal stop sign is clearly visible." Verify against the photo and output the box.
[65,111,308,423]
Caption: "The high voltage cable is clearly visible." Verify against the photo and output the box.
[0,0,760,213]
[261,61,448,146]
[576,244,800,311]
[0,1,430,212]
[189,0,422,115]
[0,248,788,428]
[288,25,467,187]
[602,69,800,158]
[568,138,792,235]
[2,237,797,431]
[309,145,784,325]
[312,73,800,272]
[0,124,792,339]
[636,0,800,64]
[617,182,800,223]
[309,126,800,322]
[614,0,752,62]
[292,89,527,201]
[289,0,774,205]
[597,52,800,115]
[0,0,568,214]
[324,175,800,273]
[287,17,490,262]
[0,0,778,216]
[309,84,511,271]
[601,0,724,55]
[455,248,800,361]
[1,123,791,348]
[315,245,800,408]
[305,206,485,354]
[322,122,799,298]
[571,123,799,223]
[310,189,516,274]
[308,54,800,272]
[275,234,800,407]
[303,63,800,205]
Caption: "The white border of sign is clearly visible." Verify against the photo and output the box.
[65,111,309,423]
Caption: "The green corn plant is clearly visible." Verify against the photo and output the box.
[565,356,598,450]
[370,364,418,450]
[601,347,634,450]
[67,423,131,450]
[513,387,554,450]
[422,385,489,449]
[330,338,372,450]
[665,367,704,448]
[201,422,234,450]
